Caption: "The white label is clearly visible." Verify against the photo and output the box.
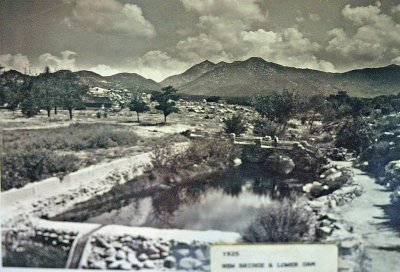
[211,244,338,272]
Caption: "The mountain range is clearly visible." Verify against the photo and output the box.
[161,57,400,97]
[2,57,399,97]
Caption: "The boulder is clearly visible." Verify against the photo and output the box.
[175,248,190,258]
[323,171,345,191]
[179,257,203,270]
[310,183,324,198]
[138,253,149,261]
[105,247,116,258]
[194,248,207,261]
[233,158,242,167]
[265,154,295,175]
[91,260,107,269]
[116,250,126,260]
[144,260,155,269]
[302,183,313,193]
[164,256,177,268]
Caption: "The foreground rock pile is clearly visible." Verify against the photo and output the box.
[33,228,78,251]
[83,234,210,271]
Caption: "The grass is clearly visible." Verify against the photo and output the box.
[3,123,139,152]
[3,244,68,268]
[2,124,140,190]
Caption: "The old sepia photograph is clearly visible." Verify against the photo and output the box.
[1,0,399,271]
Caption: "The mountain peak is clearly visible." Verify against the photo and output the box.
[201,59,215,65]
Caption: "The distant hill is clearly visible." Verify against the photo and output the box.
[77,71,161,92]
[161,60,218,88]
[174,57,400,98]
[2,58,399,98]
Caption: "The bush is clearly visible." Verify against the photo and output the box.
[223,114,246,136]
[336,119,373,154]
[3,244,68,268]
[253,119,280,137]
[151,137,240,175]
[242,199,316,242]
[2,124,139,190]
[2,148,79,190]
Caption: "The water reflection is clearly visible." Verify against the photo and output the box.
[56,163,305,232]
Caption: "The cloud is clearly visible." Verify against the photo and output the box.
[0,51,78,74]
[326,2,400,68]
[240,28,334,72]
[130,50,190,82]
[65,0,155,37]
[37,50,77,72]
[392,56,400,65]
[0,53,30,73]
[174,0,333,72]
[88,64,121,76]
[180,0,267,23]
[309,13,321,22]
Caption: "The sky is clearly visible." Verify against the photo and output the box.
[1,0,400,82]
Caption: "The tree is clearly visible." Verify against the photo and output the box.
[20,81,40,117]
[57,73,87,120]
[253,90,298,131]
[151,86,180,124]
[308,95,327,132]
[128,93,149,122]
[35,66,55,117]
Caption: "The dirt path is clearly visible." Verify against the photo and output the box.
[339,163,400,271]
[65,225,104,269]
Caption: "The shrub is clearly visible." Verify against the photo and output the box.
[253,119,280,137]
[2,148,79,190]
[242,199,316,242]
[2,124,138,190]
[3,244,68,268]
[150,137,240,175]
[336,119,373,154]
[223,114,246,136]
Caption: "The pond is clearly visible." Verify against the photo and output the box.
[52,163,307,233]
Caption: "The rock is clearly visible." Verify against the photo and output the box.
[130,240,141,250]
[340,240,359,256]
[138,253,149,261]
[323,171,347,191]
[308,200,324,210]
[179,257,203,270]
[147,245,160,255]
[233,158,242,167]
[91,260,107,269]
[108,260,122,269]
[164,256,177,268]
[105,247,116,258]
[120,236,132,243]
[104,256,116,263]
[144,260,155,269]
[175,248,190,258]
[156,244,169,253]
[317,226,333,238]
[111,241,123,249]
[119,260,132,270]
[127,252,138,263]
[148,253,161,260]
[194,248,206,261]
[302,183,313,193]
[310,183,324,198]
[320,168,337,178]
[116,250,126,260]
[265,154,295,175]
